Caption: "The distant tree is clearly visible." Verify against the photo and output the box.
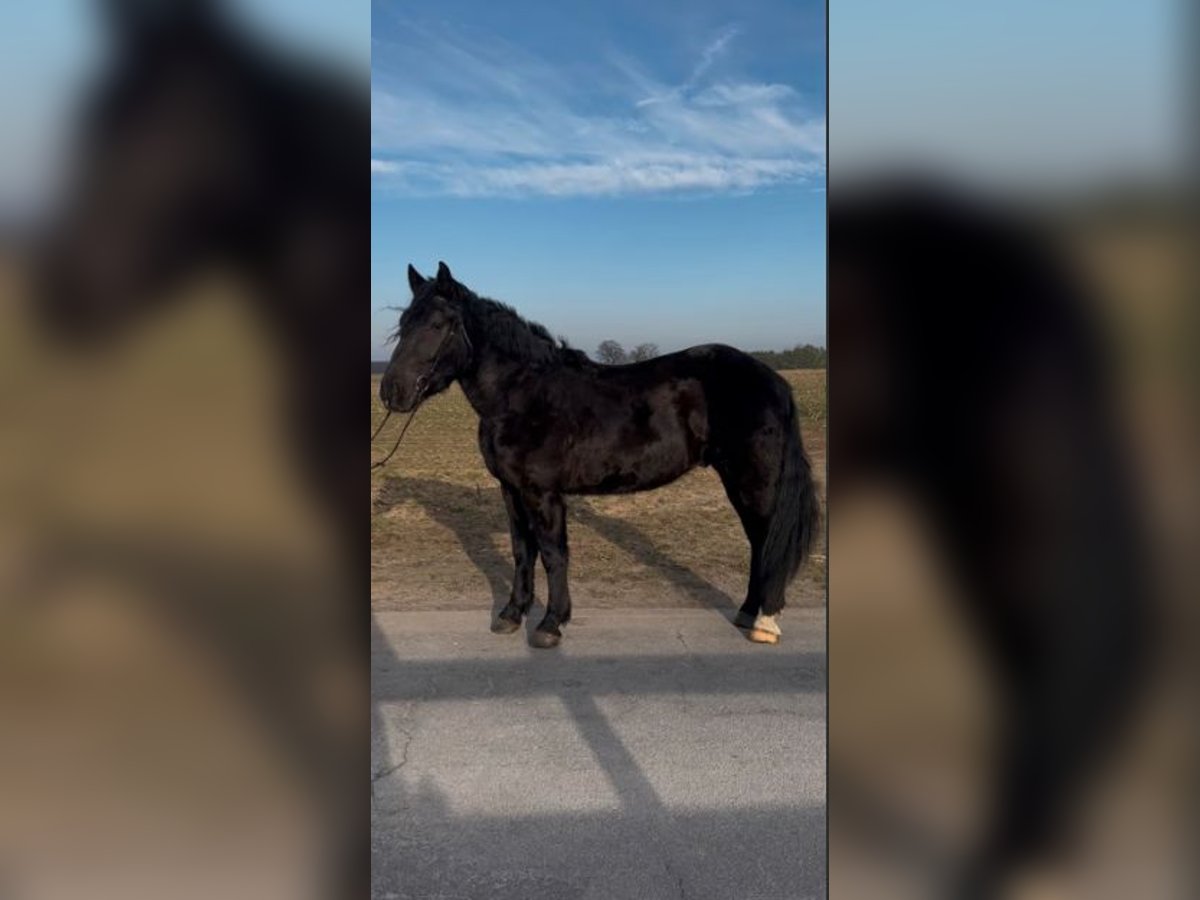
[628,342,659,362]
[748,344,827,370]
[596,340,627,364]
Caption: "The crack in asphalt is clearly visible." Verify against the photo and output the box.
[372,724,413,784]
[661,854,688,900]
[675,628,690,653]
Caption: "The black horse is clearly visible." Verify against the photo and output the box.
[830,182,1151,897]
[37,0,368,557]
[380,262,822,648]
[32,1,368,895]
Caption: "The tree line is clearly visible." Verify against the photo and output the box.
[373,341,828,372]
[593,340,826,370]
[745,344,827,370]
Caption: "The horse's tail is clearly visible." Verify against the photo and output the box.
[761,393,821,609]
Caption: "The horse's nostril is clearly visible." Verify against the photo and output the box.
[382,375,407,409]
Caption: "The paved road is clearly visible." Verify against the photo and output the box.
[372,607,826,900]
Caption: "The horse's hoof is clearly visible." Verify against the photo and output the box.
[733,611,757,630]
[491,616,521,635]
[529,629,561,649]
[746,613,781,645]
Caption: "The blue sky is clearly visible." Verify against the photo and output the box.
[5,1,1180,360]
[0,0,367,221]
[371,0,827,359]
[831,0,1184,191]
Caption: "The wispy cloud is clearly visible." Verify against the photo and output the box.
[371,155,822,198]
[371,20,824,198]
[635,23,740,108]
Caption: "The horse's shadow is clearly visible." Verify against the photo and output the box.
[373,476,511,617]
[372,476,739,623]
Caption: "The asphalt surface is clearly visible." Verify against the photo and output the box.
[372,606,826,899]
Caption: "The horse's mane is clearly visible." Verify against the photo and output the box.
[460,290,590,368]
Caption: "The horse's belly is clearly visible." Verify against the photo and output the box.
[493,378,709,495]
[563,432,695,495]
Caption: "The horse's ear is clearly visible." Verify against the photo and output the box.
[407,264,427,294]
[436,261,455,288]
[102,0,214,44]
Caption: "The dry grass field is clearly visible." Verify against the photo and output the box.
[370,370,826,614]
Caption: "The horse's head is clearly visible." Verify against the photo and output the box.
[36,0,268,341]
[380,262,475,412]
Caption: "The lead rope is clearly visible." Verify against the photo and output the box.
[370,409,393,443]
[371,325,463,471]
[369,404,423,471]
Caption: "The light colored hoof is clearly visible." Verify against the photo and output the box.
[747,613,781,645]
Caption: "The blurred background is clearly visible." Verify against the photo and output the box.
[1,1,368,898]
[829,1,1195,897]
[2,1,1196,899]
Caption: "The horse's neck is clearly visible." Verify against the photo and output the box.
[259,249,364,360]
[458,344,533,419]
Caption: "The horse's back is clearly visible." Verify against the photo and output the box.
[676,343,797,433]
[589,342,796,446]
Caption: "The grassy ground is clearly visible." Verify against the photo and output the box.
[370,370,826,614]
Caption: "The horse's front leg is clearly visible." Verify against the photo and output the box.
[492,482,539,634]
[524,490,571,649]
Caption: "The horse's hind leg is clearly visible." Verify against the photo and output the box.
[492,482,539,634]
[734,527,768,628]
[717,459,783,642]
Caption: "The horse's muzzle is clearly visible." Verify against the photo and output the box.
[379,372,418,413]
